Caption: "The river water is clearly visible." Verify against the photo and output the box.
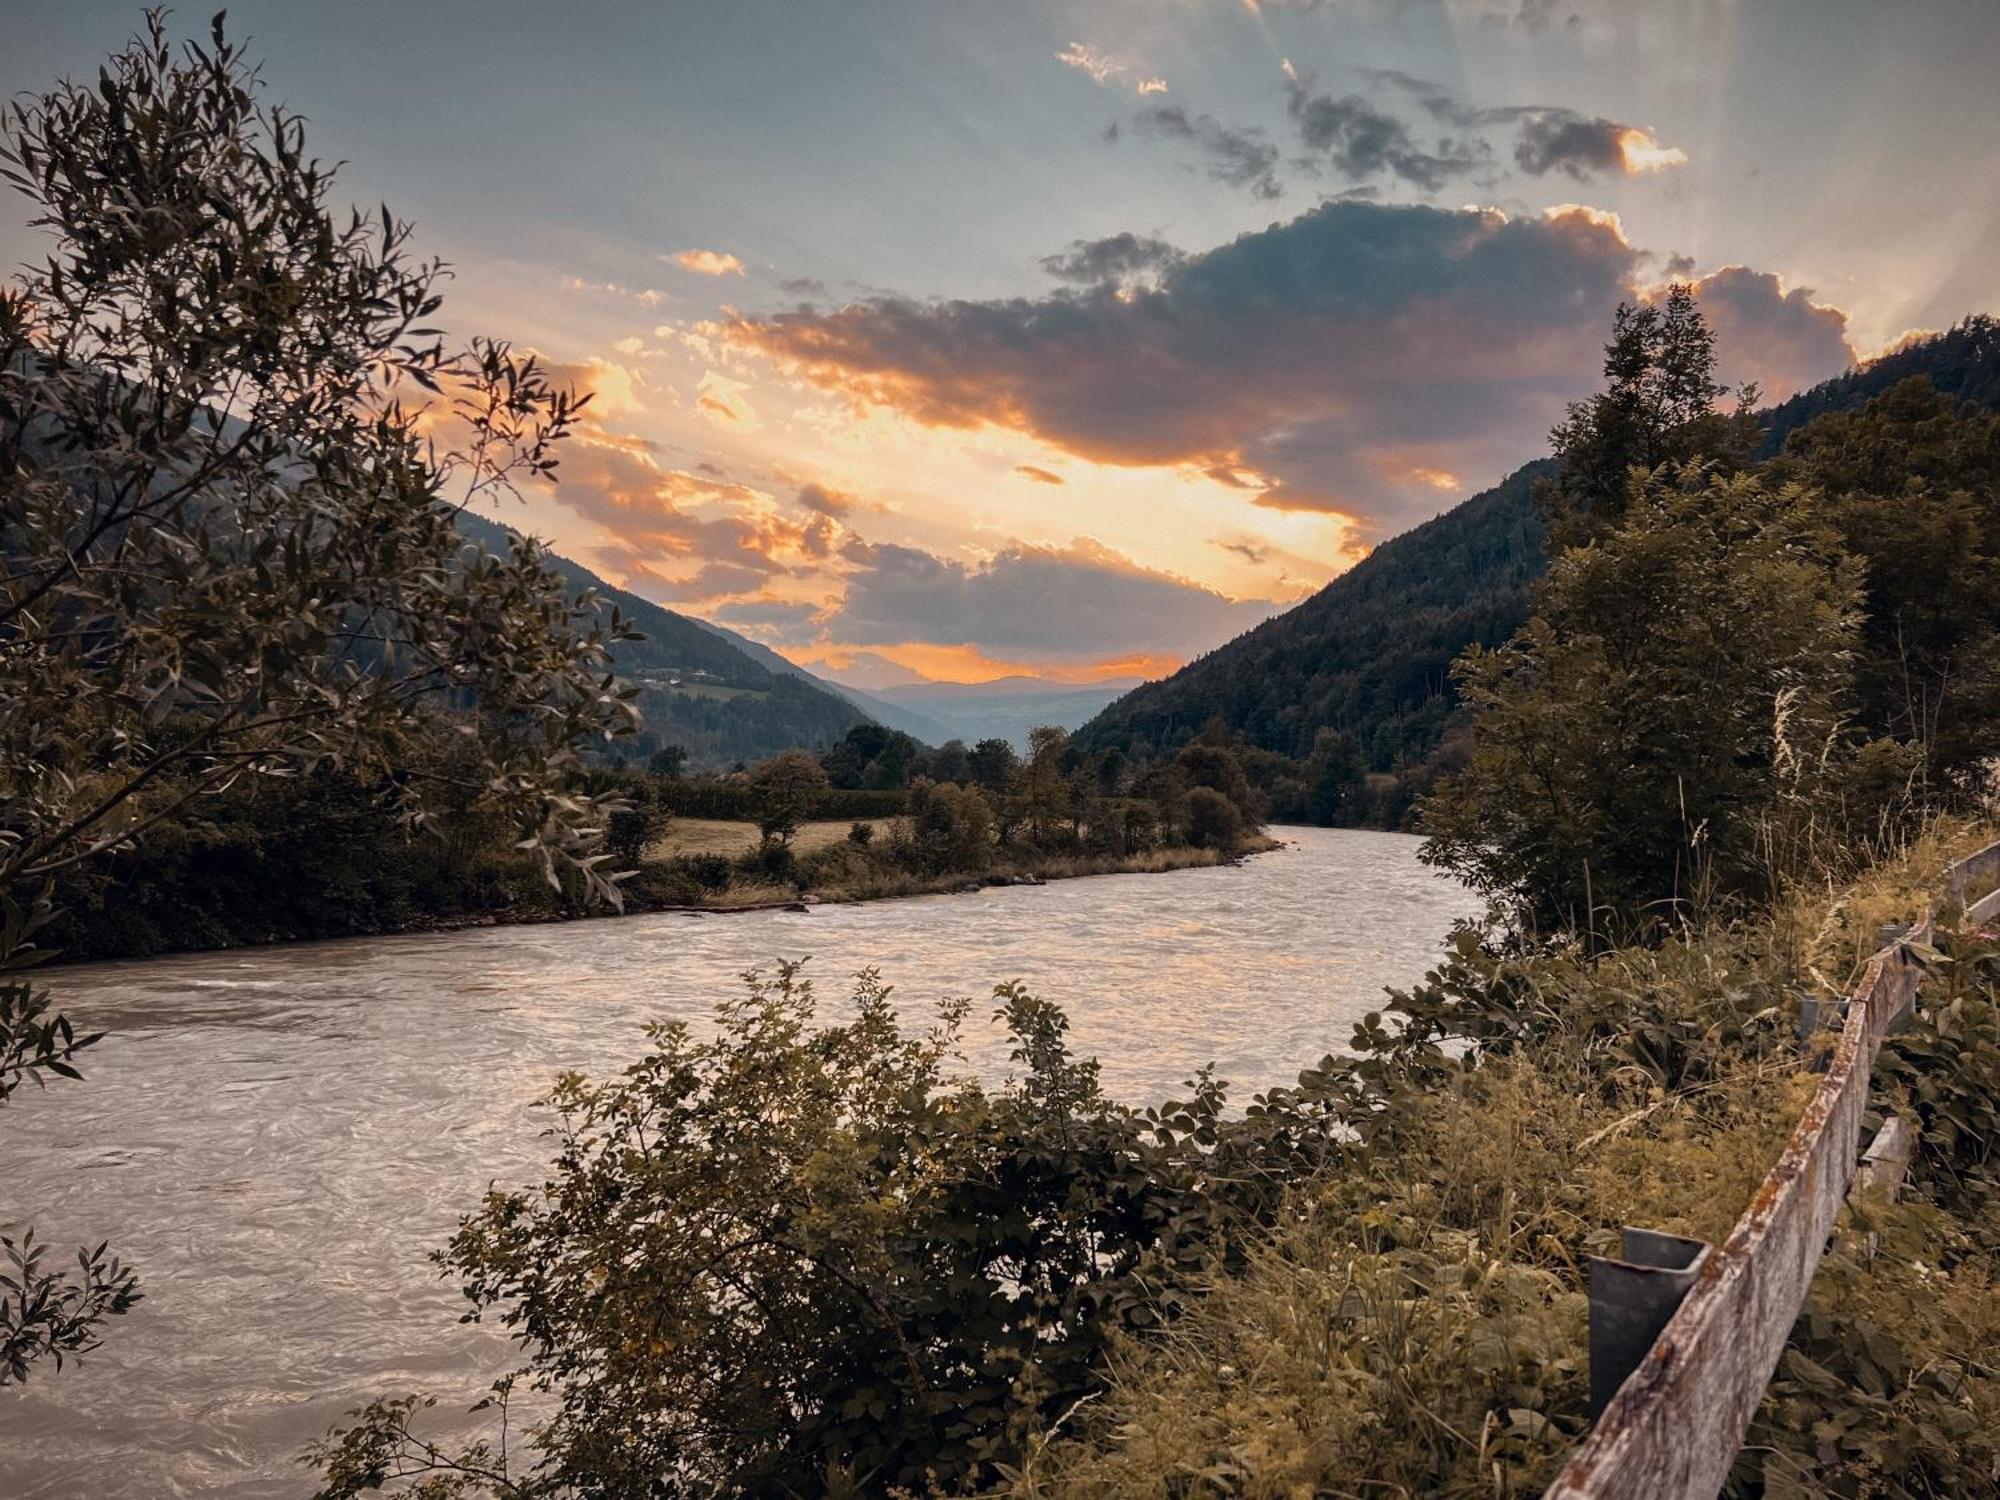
[0,827,1479,1497]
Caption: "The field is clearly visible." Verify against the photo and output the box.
[650,817,910,859]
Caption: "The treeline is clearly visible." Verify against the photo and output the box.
[42,767,565,962]
[600,720,1272,906]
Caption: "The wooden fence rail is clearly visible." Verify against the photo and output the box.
[1543,836,2000,1500]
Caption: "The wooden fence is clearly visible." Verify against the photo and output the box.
[1544,835,2000,1500]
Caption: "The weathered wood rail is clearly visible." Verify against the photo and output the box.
[1543,835,2000,1500]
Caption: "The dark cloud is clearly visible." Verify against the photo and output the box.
[779,275,828,298]
[733,199,1642,531]
[1040,232,1185,285]
[1361,71,1681,181]
[1215,538,1271,565]
[1284,72,1485,189]
[1132,105,1283,200]
[730,200,1851,534]
[1015,464,1066,485]
[1664,252,1698,277]
[827,539,1280,661]
[1511,110,1629,177]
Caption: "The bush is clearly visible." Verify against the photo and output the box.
[1184,786,1244,850]
[313,967,1300,1498]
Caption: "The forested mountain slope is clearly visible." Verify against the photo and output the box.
[1074,318,2000,791]
[1073,459,1551,768]
[455,511,870,766]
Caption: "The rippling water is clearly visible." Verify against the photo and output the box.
[0,827,1477,1497]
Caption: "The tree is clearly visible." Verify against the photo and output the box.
[1185,787,1245,850]
[750,749,828,845]
[906,779,995,873]
[968,737,1020,795]
[1420,471,1864,938]
[1542,283,1758,547]
[1025,726,1072,845]
[647,744,689,779]
[0,11,632,1381]
[1767,377,2000,785]
[1304,728,1366,824]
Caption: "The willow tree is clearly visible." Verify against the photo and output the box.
[0,11,634,1381]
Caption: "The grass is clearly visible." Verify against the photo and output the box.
[648,817,909,860]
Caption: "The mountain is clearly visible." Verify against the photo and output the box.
[688,620,953,744]
[875,676,1146,750]
[454,511,869,766]
[1073,317,2000,800]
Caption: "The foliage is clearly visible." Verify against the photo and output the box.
[1183,787,1244,850]
[1421,471,1867,937]
[313,965,1300,1498]
[749,748,830,845]
[1767,376,2000,786]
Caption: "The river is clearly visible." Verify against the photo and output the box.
[0,827,1479,1497]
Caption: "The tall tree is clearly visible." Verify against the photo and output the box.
[0,11,632,1381]
[1542,283,1757,547]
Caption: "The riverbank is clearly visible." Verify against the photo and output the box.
[42,827,1286,966]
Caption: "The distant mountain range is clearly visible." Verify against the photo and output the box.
[1072,317,2000,807]
[865,675,1145,750]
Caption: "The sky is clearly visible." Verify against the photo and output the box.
[6,1,1998,687]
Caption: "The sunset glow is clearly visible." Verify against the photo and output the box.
[17,1,1974,689]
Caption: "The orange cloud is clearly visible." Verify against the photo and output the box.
[728,199,1643,533]
[671,248,746,277]
[804,641,1178,686]
[1616,127,1689,174]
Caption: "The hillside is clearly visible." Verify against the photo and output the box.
[1074,317,2000,797]
[689,619,952,744]
[454,511,870,766]
[1074,459,1550,768]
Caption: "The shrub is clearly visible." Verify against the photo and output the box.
[1185,787,1244,850]
[313,968,1296,1498]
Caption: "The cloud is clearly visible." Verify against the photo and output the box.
[669,249,746,277]
[1284,70,1485,189]
[826,537,1282,663]
[796,482,858,517]
[712,596,824,644]
[1361,71,1687,181]
[1215,537,1271,565]
[1675,266,1855,400]
[1132,105,1283,200]
[1513,114,1684,178]
[1057,41,1167,95]
[729,198,1652,531]
[1015,464,1066,485]
[1039,232,1185,285]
